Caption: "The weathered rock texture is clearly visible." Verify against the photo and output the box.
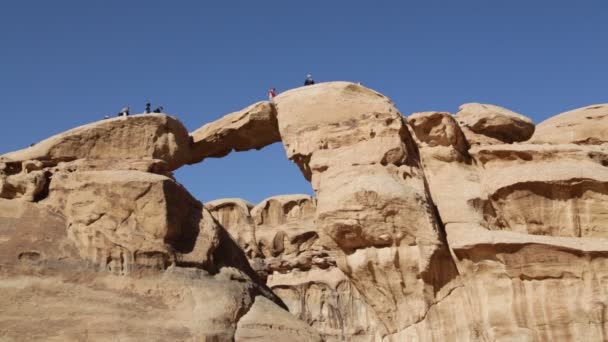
[530,103,608,144]
[190,101,281,164]
[0,113,318,342]
[44,170,221,273]
[243,85,606,341]
[2,84,608,341]
[455,103,535,144]
[273,83,462,340]
[3,114,191,171]
[404,103,608,341]
[206,195,384,341]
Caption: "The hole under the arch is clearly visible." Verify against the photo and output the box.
[174,142,314,205]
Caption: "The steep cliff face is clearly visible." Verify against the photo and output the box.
[198,84,608,341]
[273,83,462,338]
[404,106,608,341]
[0,115,321,342]
[189,101,281,164]
[529,104,608,145]
[206,195,384,341]
[1,84,607,341]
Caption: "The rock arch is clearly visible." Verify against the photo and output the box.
[3,82,608,341]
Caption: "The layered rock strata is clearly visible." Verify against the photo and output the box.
[529,103,608,144]
[455,103,535,144]
[404,104,608,341]
[208,84,608,341]
[190,101,281,164]
[206,195,384,341]
[0,114,320,342]
[2,83,607,341]
[3,114,191,170]
[273,83,462,338]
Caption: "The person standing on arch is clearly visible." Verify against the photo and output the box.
[304,74,315,86]
[268,87,276,104]
[117,106,130,117]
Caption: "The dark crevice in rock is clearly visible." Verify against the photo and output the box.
[483,179,608,237]
[291,153,312,181]
[405,284,465,330]
[588,151,608,167]
[212,222,288,311]
[34,172,51,203]
[452,242,608,263]
[400,118,422,168]
[401,118,463,293]
[0,160,23,175]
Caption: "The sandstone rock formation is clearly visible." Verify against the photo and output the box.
[235,296,324,342]
[0,169,48,201]
[455,103,535,144]
[2,83,608,341]
[205,198,259,259]
[406,101,608,341]
[190,101,281,164]
[408,111,469,160]
[273,83,462,339]
[0,113,318,342]
[44,170,220,272]
[530,103,608,144]
[3,114,191,171]
[206,194,384,341]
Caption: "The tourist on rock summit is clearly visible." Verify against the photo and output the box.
[117,106,130,117]
[268,87,276,103]
[304,74,315,86]
[153,106,164,113]
[145,103,151,114]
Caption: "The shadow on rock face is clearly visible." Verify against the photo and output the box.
[212,224,289,310]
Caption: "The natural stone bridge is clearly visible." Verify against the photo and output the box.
[1,81,608,341]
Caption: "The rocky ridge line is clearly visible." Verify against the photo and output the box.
[1,82,607,341]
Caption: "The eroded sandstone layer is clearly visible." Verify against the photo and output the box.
[0,115,321,342]
[205,195,383,341]
[1,84,607,341]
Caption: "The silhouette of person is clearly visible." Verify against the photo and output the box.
[304,74,315,86]
[117,106,129,116]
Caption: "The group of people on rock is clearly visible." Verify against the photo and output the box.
[113,74,317,118]
[115,103,164,117]
[268,73,315,103]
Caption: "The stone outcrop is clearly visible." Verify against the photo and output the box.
[190,101,281,164]
[530,103,608,144]
[206,194,383,341]
[455,103,535,144]
[472,144,608,237]
[0,158,51,202]
[406,101,608,341]
[44,170,220,273]
[274,82,410,180]
[408,111,469,160]
[274,82,461,337]
[0,114,312,341]
[205,198,259,259]
[235,296,324,342]
[0,198,281,341]
[0,169,48,201]
[2,82,608,341]
[3,114,191,171]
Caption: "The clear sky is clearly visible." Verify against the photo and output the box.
[1,0,606,204]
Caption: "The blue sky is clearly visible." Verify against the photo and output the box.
[1,0,606,204]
